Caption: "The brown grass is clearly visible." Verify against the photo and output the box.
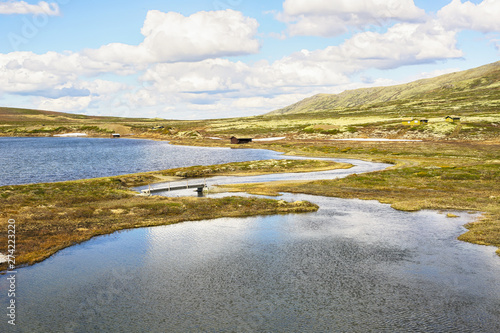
[0,177,318,270]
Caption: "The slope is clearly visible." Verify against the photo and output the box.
[269,61,500,116]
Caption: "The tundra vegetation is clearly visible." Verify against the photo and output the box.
[218,140,500,256]
[0,61,499,267]
[0,159,354,270]
[0,176,320,270]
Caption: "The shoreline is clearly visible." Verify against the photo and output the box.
[1,137,499,271]
[0,145,354,270]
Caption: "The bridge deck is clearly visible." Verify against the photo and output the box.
[141,183,206,194]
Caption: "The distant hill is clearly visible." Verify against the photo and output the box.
[0,107,164,137]
[268,61,500,116]
[0,107,154,124]
[0,107,92,123]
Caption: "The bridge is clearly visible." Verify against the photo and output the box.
[141,181,207,195]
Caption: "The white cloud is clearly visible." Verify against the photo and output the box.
[76,80,128,96]
[0,1,60,15]
[270,20,463,75]
[0,50,140,96]
[138,55,352,101]
[249,56,351,89]
[280,0,426,36]
[337,21,463,69]
[36,96,92,112]
[32,79,129,114]
[438,0,500,32]
[0,5,473,119]
[141,58,249,93]
[0,9,261,113]
[124,17,464,118]
[493,39,500,53]
[85,9,260,64]
[0,52,71,93]
[127,56,353,119]
[282,0,423,18]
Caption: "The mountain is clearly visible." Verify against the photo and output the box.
[268,61,500,116]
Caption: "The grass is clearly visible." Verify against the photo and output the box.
[1,113,499,261]
[2,104,500,142]
[116,159,352,187]
[0,176,318,270]
[213,140,500,256]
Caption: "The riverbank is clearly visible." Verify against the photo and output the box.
[116,158,353,187]
[0,158,355,270]
[144,136,499,256]
[202,139,500,256]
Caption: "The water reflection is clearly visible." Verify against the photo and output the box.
[3,194,499,332]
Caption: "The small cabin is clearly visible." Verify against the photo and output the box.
[111,133,120,138]
[445,116,461,123]
[230,136,252,144]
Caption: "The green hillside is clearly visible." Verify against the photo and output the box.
[269,61,500,116]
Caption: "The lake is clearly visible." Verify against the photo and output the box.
[0,137,285,186]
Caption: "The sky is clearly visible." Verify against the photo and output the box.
[0,0,499,119]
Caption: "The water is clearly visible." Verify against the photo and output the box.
[134,156,390,196]
[1,137,499,332]
[0,137,284,186]
[2,194,499,332]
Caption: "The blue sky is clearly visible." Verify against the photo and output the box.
[0,0,498,119]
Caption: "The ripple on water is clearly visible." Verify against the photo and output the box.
[5,195,500,332]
